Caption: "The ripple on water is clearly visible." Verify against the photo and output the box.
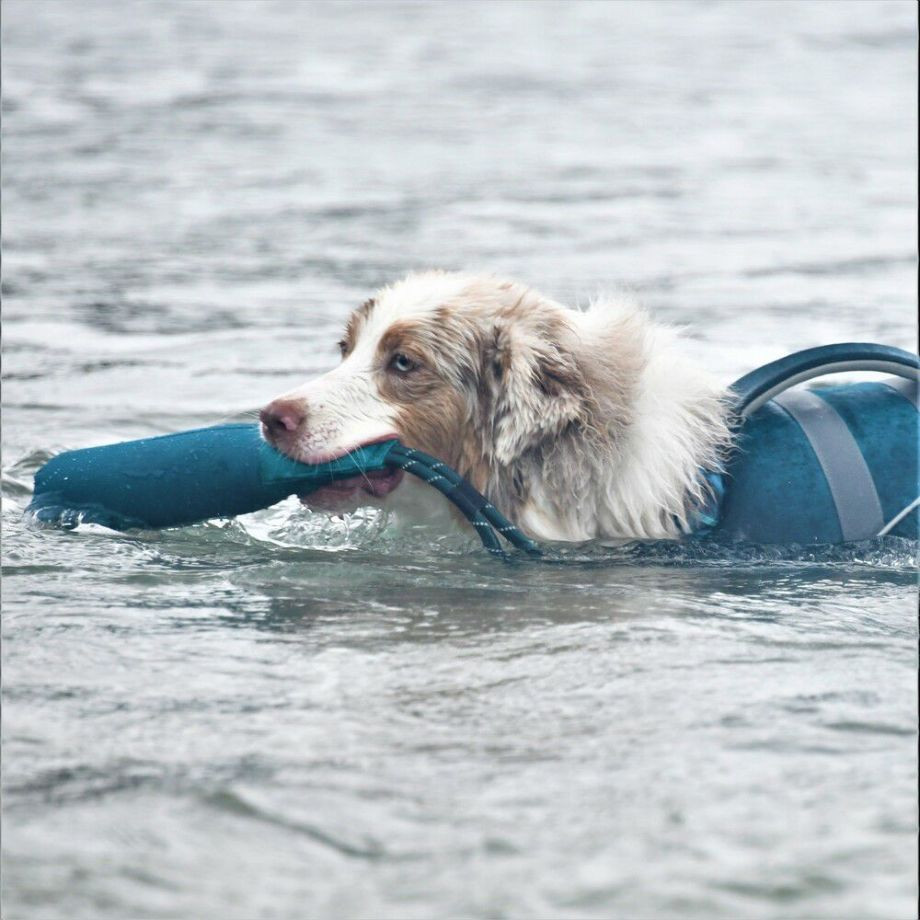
[2,0,918,917]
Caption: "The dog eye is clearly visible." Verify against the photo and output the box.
[390,353,418,374]
[337,339,348,357]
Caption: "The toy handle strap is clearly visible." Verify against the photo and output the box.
[384,444,542,558]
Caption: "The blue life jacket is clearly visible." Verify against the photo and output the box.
[701,344,919,545]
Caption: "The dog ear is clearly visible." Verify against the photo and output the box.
[487,321,589,464]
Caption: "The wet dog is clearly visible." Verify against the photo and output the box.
[260,271,730,541]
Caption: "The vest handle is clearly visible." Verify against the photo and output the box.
[730,343,919,418]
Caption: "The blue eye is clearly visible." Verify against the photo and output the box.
[391,353,417,373]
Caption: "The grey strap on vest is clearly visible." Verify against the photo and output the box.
[883,376,920,412]
[773,389,884,541]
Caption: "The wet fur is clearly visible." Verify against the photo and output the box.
[263,271,732,542]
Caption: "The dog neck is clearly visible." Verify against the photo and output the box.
[514,310,731,543]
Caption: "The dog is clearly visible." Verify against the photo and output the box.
[260,271,731,542]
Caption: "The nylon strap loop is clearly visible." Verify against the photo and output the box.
[773,389,884,541]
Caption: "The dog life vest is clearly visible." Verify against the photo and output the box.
[699,344,919,545]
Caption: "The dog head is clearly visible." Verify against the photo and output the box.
[260,271,599,508]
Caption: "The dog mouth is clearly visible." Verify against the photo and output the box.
[299,467,404,509]
[261,429,404,509]
[285,435,404,509]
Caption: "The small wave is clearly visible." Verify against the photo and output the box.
[745,254,916,279]
[206,788,393,861]
[13,495,919,572]
[534,535,919,572]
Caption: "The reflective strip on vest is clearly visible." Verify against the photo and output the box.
[773,389,884,542]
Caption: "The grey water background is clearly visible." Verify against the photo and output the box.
[2,1,918,917]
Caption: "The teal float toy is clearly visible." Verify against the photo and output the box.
[27,424,540,556]
[27,343,920,555]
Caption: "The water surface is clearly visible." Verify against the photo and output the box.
[2,2,918,917]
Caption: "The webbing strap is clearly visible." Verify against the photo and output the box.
[883,376,920,412]
[384,444,541,558]
[773,389,884,541]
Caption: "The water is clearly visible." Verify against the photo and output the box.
[2,1,917,917]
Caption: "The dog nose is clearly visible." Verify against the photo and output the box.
[259,399,307,439]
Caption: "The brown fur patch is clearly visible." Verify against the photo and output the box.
[340,298,376,356]
[371,313,492,488]
[376,318,434,367]
[394,390,469,468]
[376,322,462,428]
